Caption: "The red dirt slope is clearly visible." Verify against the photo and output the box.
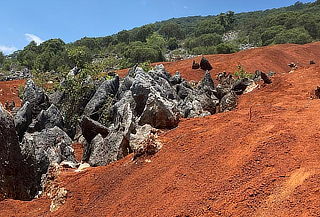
[2,43,320,217]
[118,42,320,81]
[0,80,25,107]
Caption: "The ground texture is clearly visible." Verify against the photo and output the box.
[1,43,320,217]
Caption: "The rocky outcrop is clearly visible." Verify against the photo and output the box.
[23,79,50,118]
[80,116,109,143]
[0,104,37,200]
[0,68,31,81]
[220,92,237,112]
[200,57,213,71]
[8,64,255,172]
[138,92,180,129]
[28,104,64,132]
[20,127,76,188]
[83,76,120,119]
[192,60,200,69]
[14,101,32,140]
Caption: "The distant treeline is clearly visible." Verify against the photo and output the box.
[1,0,320,73]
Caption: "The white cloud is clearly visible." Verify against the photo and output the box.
[25,33,44,45]
[0,45,17,55]
[183,6,188,9]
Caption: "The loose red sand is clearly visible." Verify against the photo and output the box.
[1,43,320,216]
[0,80,25,107]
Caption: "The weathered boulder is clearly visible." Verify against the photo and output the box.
[0,104,37,200]
[192,60,200,69]
[200,57,213,71]
[138,92,180,129]
[68,66,80,77]
[28,104,64,132]
[85,92,135,166]
[23,79,50,118]
[80,116,109,144]
[130,124,157,151]
[83,76,120,119]
[21,127,76,186]
[176,83,192,100]
[116,76,134,99]
[169,72,182,85]
[130,73,153,116]
[260,72,272,84]
[14,101,32,141]
[48,91,64,105]
[150,64,171,81]
[220,92,237,112]
[215,84,232,100]
[232,78,252,95]
[199,71,215,90]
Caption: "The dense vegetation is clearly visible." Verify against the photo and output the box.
[1,0,320,75]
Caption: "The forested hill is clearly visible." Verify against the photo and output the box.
[1,0,320,74]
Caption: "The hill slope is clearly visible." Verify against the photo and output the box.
[1,43,320,217]
[119,42,320,81]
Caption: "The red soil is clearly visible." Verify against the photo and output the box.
[118,42,320,81]
[2,43,320,216]
[0,80,25,107]
[72,143,84,162]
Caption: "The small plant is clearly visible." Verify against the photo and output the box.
[97,96,113,127]
[234,65,253,79]
[139,61,153,72]
[18,85,24,99]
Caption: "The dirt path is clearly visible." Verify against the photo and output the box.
[1,45,320,216]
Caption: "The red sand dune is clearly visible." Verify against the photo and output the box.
[1,43,320,216]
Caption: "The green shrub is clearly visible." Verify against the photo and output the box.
[234,65,253,79]
[216,43,239,54]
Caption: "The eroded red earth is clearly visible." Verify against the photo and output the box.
[1,43,320,217]
[0,79,25,107]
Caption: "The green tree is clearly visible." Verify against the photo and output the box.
[216,43,239,54]
[146,32,166,52]
[159,22,184,39]
[0,52,4,66]
[117,30,130,43]
[167,37,179,50]
[17,41,39,69]
[132,24,155,42]
[67,46,92,68]
[124,41,163,63]
[274,27,312,44]
[217,11,235,31]
[197,33,222,47]
[261,26,285,45]
[195,19,225,36]
[73,37,98,50]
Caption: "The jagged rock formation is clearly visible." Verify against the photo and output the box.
[21,127,76,188]
[14,101,32,141]
[0,104,37,201]
[0,63,270,200]
[200,57,213,71]
[28,104,64,133]
[23,79,50,118]
[79,65,258,166]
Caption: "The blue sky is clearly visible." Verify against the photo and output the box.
[0,0,315,54]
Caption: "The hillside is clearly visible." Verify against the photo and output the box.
[1,42,320,217]
[2,1,320,78]
[118,42,320,81]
